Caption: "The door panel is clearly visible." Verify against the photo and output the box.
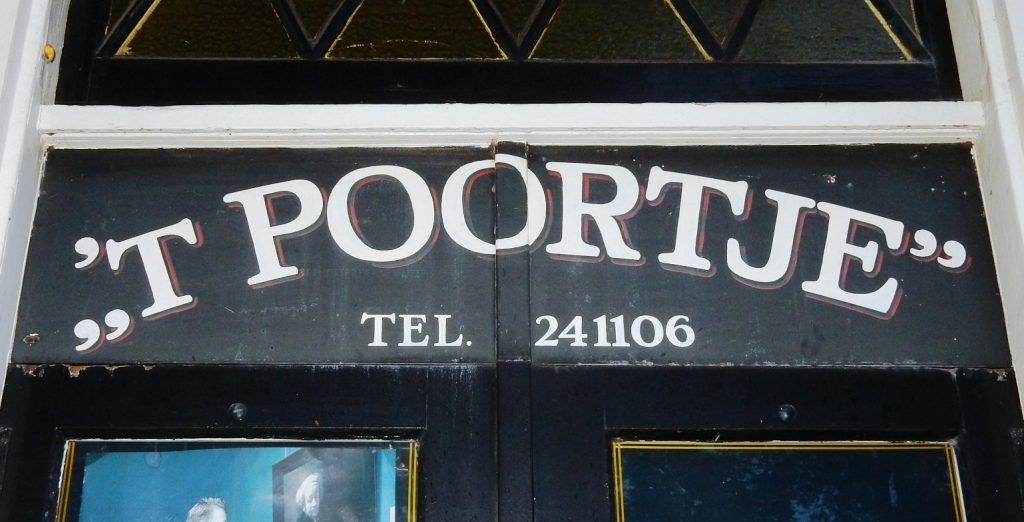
[531,366,1023,521]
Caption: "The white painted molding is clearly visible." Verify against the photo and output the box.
[0,0,52,398]
[949,0,1024,402]
[38,102,984,148]
[0,2,19,96]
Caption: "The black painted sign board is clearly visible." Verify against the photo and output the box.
[13,145,1009,366]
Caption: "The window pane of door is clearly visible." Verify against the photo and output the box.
[612,441,963,521]
[59,440,418,522]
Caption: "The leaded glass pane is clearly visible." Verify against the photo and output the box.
[116,0,299,58]
[490,0,542,40]
[737,0,909,61]
[106,0,133,34]
[326,0,506,60]
[891,0,918,33]
[529,0,707,61]
[688,0,745,45]
[292,0,344,40]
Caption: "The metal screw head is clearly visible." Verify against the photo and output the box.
[229,402,247,421]
[777,403,796,422]
[22,333,40,346]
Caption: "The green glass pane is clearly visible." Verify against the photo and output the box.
[117,0,299,58]
[688,0,745,44]
[490,0,542,38]
[327,0,505,59]
[107,0,134,34]
[292,0,343,39]
[530,0,705,61]
[737,0,907,62]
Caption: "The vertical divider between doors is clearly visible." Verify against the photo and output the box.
[495,141,535,521]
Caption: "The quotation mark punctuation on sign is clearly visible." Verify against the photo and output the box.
[73,237,103,269]
[909,229,971,271]
[73,237,136,352]
[69,220,203,353]
[73,310,134,353]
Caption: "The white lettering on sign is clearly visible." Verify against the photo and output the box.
[360,312,470,348]
[327,165,437,266]
[726,190,816,289]
[801,202,906,318]
[441,154,547,255]
[535,314,695,349]
[223,180,325,288]
[69,156,973,353]
[646,167,750,276]
[105,218,203,319]
[545,162,643,264]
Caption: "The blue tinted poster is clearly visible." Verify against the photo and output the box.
[58,441,416,522]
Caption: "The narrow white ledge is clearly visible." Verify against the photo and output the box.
[38,102,984,148]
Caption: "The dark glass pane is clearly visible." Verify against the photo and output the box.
[688,0,745,45]
[327,0,505,59]
[891,0,919,33]
[530,0,706,61]
[106,0,133,34]
[491,0,542,38]
[62,440,417,521]
[116,0,299,58]
[738,0,909,62]
[292,0,344,39]
[614,442,962,521]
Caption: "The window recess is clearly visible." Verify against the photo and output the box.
[54,0,962,104]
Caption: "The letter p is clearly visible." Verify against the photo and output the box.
[223,180,324,288]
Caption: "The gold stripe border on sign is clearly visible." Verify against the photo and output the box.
[945,445,966,522]
[611,440,963,522]
[407,441,419,522]
[56,441,77,522]
[612,441,625,522]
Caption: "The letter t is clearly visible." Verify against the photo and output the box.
[106,218,202,319]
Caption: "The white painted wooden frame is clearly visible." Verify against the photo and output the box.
[1,0,1023,405]
[38,102,983,148]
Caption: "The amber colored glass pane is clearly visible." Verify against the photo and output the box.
[292,0,343,39]
[106,0,133,34]
[688,0,745,45]
[530,0,705,61]
[737,0,907,62]
[490,0,542,38]
[327,0,505,59]
[116,0,299,58]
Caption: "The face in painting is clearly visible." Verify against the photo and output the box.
[296,472,323,520]
[208,506,227,522]
[302,489,320,519]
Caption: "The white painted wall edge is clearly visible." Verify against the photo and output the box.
[38,101,984,147]
[0,0,21,97]
[996,0,1024,139]
[0,0,52,399]
[949,0,1024,404]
